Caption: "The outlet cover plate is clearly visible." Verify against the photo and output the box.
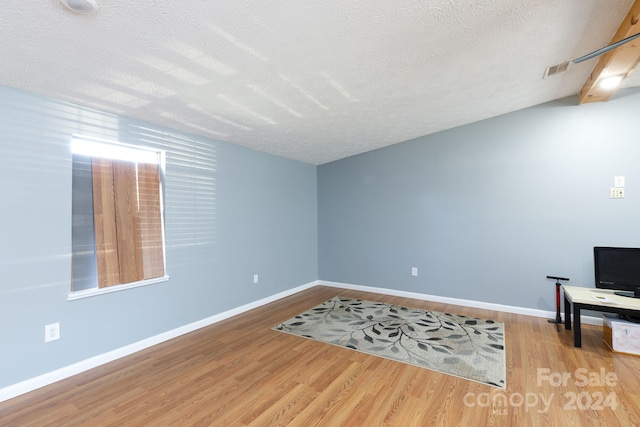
[45,322,60,342]
[610,188,624,199]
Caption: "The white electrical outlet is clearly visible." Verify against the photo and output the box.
[614,176,625,187]
[253,274,259,284]
[610,188,624,199]
[45,322,60,343]
[411,267,418,277]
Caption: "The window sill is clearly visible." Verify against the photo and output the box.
[67,275,170,301]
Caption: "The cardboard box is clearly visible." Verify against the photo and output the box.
[603,314,640,356]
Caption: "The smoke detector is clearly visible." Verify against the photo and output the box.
[60,0,99,15]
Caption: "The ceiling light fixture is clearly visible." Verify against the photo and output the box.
[60,0,99,15]
[599,75,623,90]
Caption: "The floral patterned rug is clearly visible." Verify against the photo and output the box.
[273,296,506,389]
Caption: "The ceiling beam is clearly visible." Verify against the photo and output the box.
[578,0,640,104]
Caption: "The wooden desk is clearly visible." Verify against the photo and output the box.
[563,286,640,347]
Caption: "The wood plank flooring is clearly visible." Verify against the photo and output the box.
[2,285,640,426]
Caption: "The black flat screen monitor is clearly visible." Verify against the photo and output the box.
[594,246,640,298]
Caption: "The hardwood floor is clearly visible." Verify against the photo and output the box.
[2,285,640,426]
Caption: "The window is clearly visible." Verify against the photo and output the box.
[70,136,167,299]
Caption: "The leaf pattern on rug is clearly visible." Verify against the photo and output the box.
[273,296,506,389]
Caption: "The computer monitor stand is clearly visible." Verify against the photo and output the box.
[613,287,640,299]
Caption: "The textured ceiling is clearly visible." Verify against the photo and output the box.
[0,0,638,164]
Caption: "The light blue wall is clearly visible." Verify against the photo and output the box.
[4,80,640,390]
[318,90,640,311]
[0,86,318,388]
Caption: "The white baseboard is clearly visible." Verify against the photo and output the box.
[318,280,604,326]
[0,280,319,403]
[1,278,603,403]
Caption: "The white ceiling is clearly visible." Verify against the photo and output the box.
[1,0,638,165]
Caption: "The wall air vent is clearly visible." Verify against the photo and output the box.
[544,61,571,79]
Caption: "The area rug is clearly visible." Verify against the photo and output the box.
[273,296,506,389]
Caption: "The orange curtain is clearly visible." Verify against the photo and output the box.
[92,159,164,288]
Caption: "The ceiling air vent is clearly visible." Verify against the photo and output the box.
[544,61,571,79]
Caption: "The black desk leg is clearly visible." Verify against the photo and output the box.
[573,305,582,348]
[564,294,571,331]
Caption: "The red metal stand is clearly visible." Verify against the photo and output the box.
[547,275,569,331]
